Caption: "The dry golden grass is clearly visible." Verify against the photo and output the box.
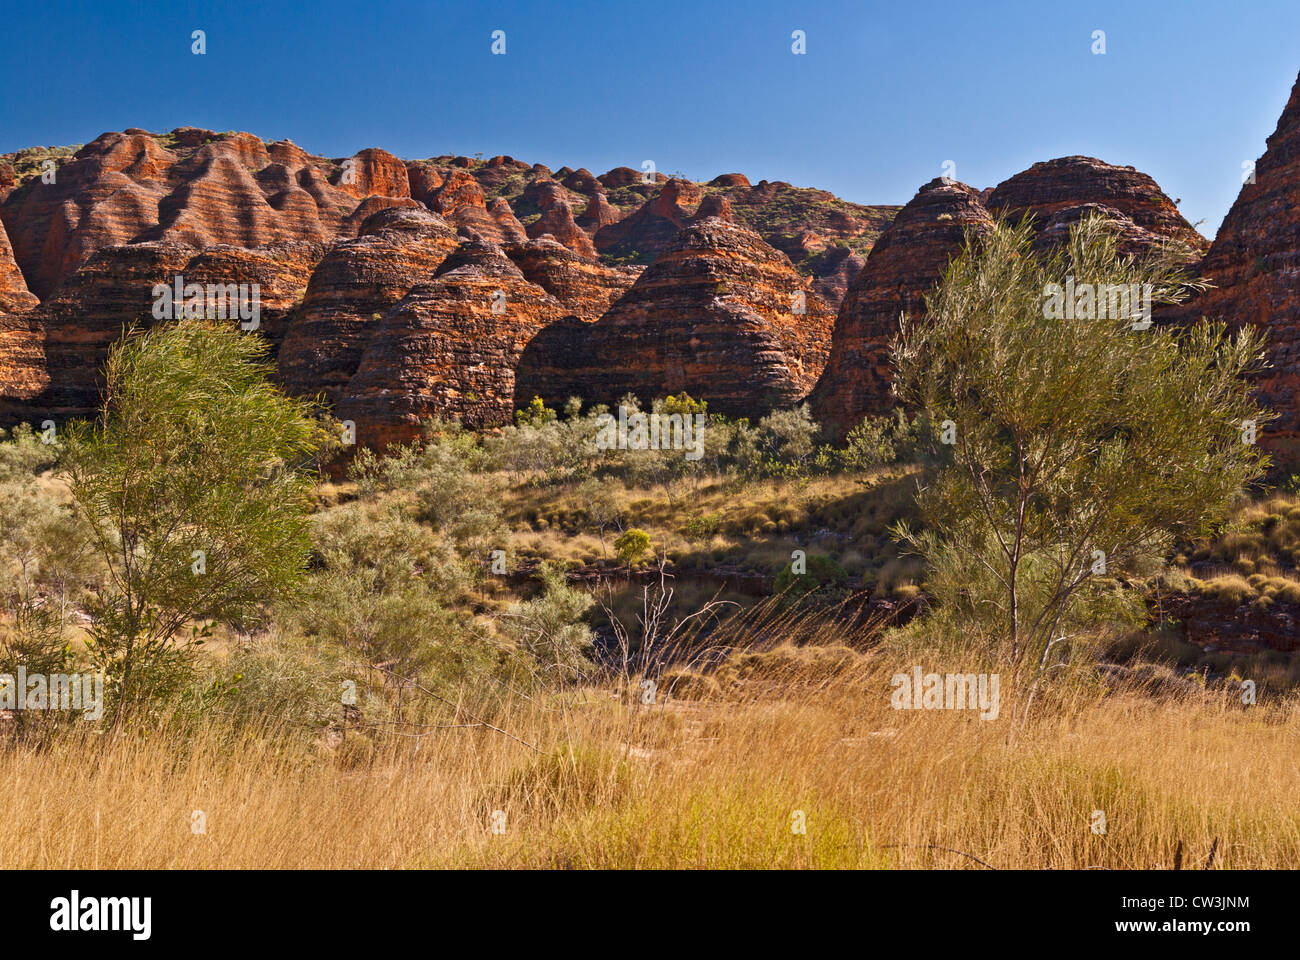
[4,643,1299,869]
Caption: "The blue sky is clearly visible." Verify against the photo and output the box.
[1,0,1296,238]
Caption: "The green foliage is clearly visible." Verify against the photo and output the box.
[575,476,624,557]
[515,396,558,427]
[503,562,596,681]
[0,424,98,635]
[485,404,598,484]
[614,528,652,565]
[683,512,723,540]
[351,417,505,563]
[0,421,59,480]
[774,553,849,606]
[836,410,932,470]
[661,392,708,417]
[60,320,334,715]
[892,213,1273,671]
[755,404,821,475]
[289,499,494,689]
[220,629,358,729]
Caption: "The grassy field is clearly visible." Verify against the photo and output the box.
[3,610,1297,870]
[6,419,1300,869]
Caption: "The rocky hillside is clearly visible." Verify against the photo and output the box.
[809,177,994,441]
[810,157,1208,440]
[1157,69,1300,464]
[516,208,834,417]
[0,127,898,442]
[0,119,1267,452]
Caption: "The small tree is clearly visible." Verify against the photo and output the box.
[577,477,622,559]
[61,320,333,714]
[503,562,595,683]
[614,528,652,566]
[893,215,1272,680]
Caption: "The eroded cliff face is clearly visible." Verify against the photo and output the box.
[0,216,37,313]
[28,240,201,422]
[336,242,564,449]
[426,169,528,246]
[397,155,898,309]
[0,129,412,301]
[985,156,1207,257]
[0,311,47,422]
[277,207,462,405]
[0,127,1220,454]
[503,238,640,321]
[809,178,994,441]
[1157,71,1300,456]
[515,217,833,417]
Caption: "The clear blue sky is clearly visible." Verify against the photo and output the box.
[2,0,1296,238]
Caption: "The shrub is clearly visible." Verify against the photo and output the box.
[503,562,595,682]
[614,528,652,565]
[294,500,490,689]
[61,320,333,716]
[837,409,930,469]
[774,554,849,605]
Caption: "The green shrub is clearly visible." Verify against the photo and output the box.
[774,553,849,605]
[614,528,652,565]
[503,562,595,681]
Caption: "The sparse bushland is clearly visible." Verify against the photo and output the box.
[0,237,1295,866]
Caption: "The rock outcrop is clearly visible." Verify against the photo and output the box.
[810,158,1209,440]
[575,192,624,235]
[515,217,833,416]
[429,170,527,245]
[504,238,639,320]
[1157,70,1300,458]
[986,156,1207,257]
[0,218,37,312]
[593,178,703,262]
[523,180,598,258]
[1163,594,1300,654]
[333,147,410,201]
[9,235,326,425]
[25,240,199,422]
[809,178,993,440]
[0,128,913,436]
[278,207,460,404]
[337,241,563,448]
[0,310,47,421]
[0,130,415,302]
[805,245,866,312]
